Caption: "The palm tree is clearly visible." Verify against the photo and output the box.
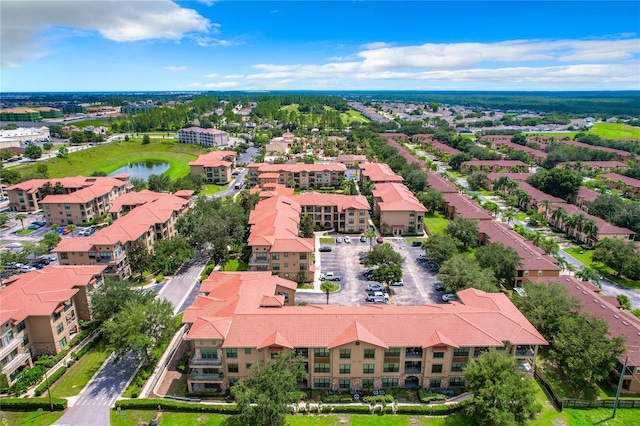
[15,213,27,231]
[550,206,567,230]
[50,224,59,232]
[582,220,599,247]
[554,255,572,273]
[65,224,77,237]
[539,237,559,255]
[515,189,531,210]
[320,281,333,305]
[502,209,516,224]
[493,176,511,192]
[576,266,601,288]
[539,199,552,215]
[365,229,377,252]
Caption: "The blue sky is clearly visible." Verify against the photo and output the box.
[2,1,639,92]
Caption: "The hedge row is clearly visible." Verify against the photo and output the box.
[0,397,67,411]
[362,394,396,404]
[34,366,67,396]
[114,398,239,414]
[418,388,448,402]
[396,399,472,415]
[326,405,372,414]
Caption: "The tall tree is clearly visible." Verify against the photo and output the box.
[15,213,27,231]
[467,171,488,191]
[363,242,404,267]
[90,277,155,323]
[444,217,478,249]
[371,262,403,285]
[418,189,445,213]
[231,350,306,426]
[320,281,334,305]
[24,144,43,160]
[438,254,499,293]
[299,214,314,238]
[422,233,459,266]
[147,173,172,193]
[464,350,541,426]
[104,298,175,366]
[475,243,521,286]
[593,237,636,277]
[127,239,151,279]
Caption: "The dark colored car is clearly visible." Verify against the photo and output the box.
[319,246,332,252]
[412,240,423,247]
[376,236,384,244]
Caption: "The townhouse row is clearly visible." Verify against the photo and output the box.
[181,271,547,393]
[0,266,106,385]
[247,163,347,189]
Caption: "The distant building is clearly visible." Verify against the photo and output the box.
[120,103,156,114]
[178,127,230,147]
[247,163,346,189]
[0,107,62,121]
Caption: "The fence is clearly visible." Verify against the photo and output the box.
[563,399,640,409]
[533,366,563,411]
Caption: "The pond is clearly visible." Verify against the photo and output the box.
[109,160,170,180]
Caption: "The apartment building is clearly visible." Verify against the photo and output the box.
[293,193,370,233]
[526,276,640,393]
[499,181,565,214]
[372,183,426,235]
[490,140,547,165]
[178,127,230,147]
[359,163,404,185]
[572,187,600,211]
[247,163,347,189]
[189,151,237,184]
[337,154,367,167]
[247,196,315,281]
[426,172,458,194]
[53,191,192,279]
[601,173,640,199]
[0,107,62,122]
[6,175,132,214]
[460,160,528,174]
[545,203,635,246]
[441,193,492,222]
[0,266,106,385]
[556,161,629,172]
[485,173,531,190]
[182,272,547,393]
[477,221,560,286]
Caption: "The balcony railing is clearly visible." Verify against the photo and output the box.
[248,255,269,264]
[515,346,535,357]
[404,365,422,374]
[405,351,423,359]
[0,336,21,359]
[187,373,224,381]
[190,354,222,366]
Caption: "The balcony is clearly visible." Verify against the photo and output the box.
[515,345,535,357]
[404,362,422,374]
[190,353,222,366]
[2,352,31,378]
[188,372,224,381]
[0,336,21,359]
[405,349,423,359]
[248,255,269,264]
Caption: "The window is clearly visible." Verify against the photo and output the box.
[433,352,444,359]
[339,349,351,359]
[59,337,67,348]
[226,348,238,358]
[244,348,252,355]
[339,364,351,374]
[272,263,280,271]
[53,312,61,322]
[229,378,239,387]
[451,362,466,372]
[363,364,374,374]
[56,323,64,334]
[429,379,442,388]
[384,348,401,357]
[314,363,330,373]
[362,378,374,388]
[17,321,26,332]
[383,363,399,372]
[314,378,330,388]
[364,349,375,359]
[314,348,330,357]
[382,378,398,388]
[22,335,29,347]
[431,364,443,373]
[299,253,307,260]
[60,253,68,260]
[339,379,350,389]
[200,348,218,359]
[203,368,218,374]
[450,377,465,387]
[272,253,279,260]
[246,364,252,369]
[300,263,307,271]
[453,347,470,357]
[228,364,239,373]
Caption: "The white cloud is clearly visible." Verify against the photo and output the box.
[245,37,640,89]
[198,0,218,6]
[189,36,240,47]
[224,74,244,79]
[361,42,393,50]
[1,0,211,68]
[205,81,241,89]
[164,65,187,71]
[202,73,219,79]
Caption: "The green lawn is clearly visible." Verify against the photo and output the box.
[340,109,369,125]
[476,189,494,197]
[590,122,640,139]
[514,213,528,221]
[564,408,640,425]
[563,247,640,289]
[16,228,35,235]
[221,259,248,272]
[319,237,335,244]
[50,339,112,398]
[424,212,450,235]
[0,410,65,426]
[14,139,209,180]
[201,184,229,195]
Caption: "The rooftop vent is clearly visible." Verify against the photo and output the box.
[614,315,619,319]
[622,321,628,326]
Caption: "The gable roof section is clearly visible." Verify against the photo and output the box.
[359,163,404,183]
[373,182,427,212]
[328,321,389,349]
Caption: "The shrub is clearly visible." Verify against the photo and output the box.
[34,366,67,396]
[362,394,395,404]
[114,398,239,414]
[8,366,44,395]
[395,398,472,415]
[156,274,164,283]
[0,397,67,411]
[176,353,190,374]
[329,405,371,414]
[418,388,448,402]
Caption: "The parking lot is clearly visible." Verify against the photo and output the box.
[296,236,444,306]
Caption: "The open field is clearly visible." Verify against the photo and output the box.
[14,139,208,180]
[0,411,65,426]
[340,109,369,125]
[590,122,640,139]
[50,339,112,398]
[221,259,248,272]
[423,212,449,235]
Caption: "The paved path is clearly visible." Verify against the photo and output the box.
[53,353,140,426]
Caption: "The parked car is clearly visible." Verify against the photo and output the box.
[366,295,390,304]
[365,283,385,292]
[442,293,459,302]
[5,242,23,249]
[434,282,445,292]
[62,228,72,235]
[32,263,45,269]
[33,221,47,227]
[320,272,341,281]
[335,237,343,243]
[363,269,375,279]
[376,236,383,244]
[27,223,42,230]
[319,246,332,252]
[390,279,404,286]
[20,265,36,273]
[367,290,389,298]
[359,253,367,264]
[360,235,367,242]
[411,240,423,247]
[344,236,351,244]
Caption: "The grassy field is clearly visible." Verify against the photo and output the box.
[563,247,640,289]
[0,411,65,426]
[201,184,229,195]
[51,339,112,398]
[14,139,208,180]
[221,259,248,272]
[514,213,528,221]
[340,110,369,125]
[590,122,640,139]
[424,212,450,235]
[319,237,335,244]
[526,131,578,139]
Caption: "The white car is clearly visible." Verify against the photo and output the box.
[344,236,351,244]
[335,237,343,243]
[5,242,23,249]
[20,265,36,273]
[441,293,459,302]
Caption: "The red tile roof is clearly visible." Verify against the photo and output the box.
[576,187,600,203]
[551,203,634,237]
[486,173,531,182]
[189,150,236,168]
[373,182,427,213]
[8,176,129,195]
[359,163,404,183]
[443,193,492,221]
[0,265,106,324]
[602,173,640,189]
[248,163,347,174]
[426,173,458,193]
[292,193,370,212]
[183,274,547,349]
[517,182,565,204]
